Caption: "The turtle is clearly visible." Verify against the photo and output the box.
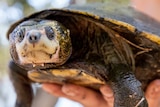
[7,1,160,107]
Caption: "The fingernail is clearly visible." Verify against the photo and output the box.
[154,80,160,86]
[152,80,160,92]
[101,85,114,98]
[62,85,77,96]
[154,87,160,92]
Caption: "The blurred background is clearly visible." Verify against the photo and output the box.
[0,0,160,107]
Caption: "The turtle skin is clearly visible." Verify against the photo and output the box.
[7,2,160,107]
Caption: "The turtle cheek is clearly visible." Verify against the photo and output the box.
[15,37,29,64]
[9,35,20,64]
[58,36,72,65]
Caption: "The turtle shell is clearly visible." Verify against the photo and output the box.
[7,2,160,90]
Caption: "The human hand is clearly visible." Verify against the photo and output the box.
[42,79,160,107]
[131,0,160,22]
[145,80,160,107]
[42,83,114,107]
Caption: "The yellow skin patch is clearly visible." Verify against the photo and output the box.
[12,20,71,66]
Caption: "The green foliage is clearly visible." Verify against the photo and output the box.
[0,46,10,77]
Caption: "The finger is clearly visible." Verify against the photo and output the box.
[145,79,160,98]
[42,83,66,97]
[100,85,114,107]
[61,84,107,107]
[145,79,160,107]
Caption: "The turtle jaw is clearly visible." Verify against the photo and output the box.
[17,48,61,66]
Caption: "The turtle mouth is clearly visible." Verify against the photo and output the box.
[17,46,61,66]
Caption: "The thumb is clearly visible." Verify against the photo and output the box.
[100,85,114,107]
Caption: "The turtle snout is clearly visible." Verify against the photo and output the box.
[27,32,41,43]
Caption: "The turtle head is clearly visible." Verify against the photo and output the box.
[9,20,72,67]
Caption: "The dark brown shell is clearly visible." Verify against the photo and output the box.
[7,2,160,90]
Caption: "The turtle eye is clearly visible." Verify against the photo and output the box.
[55,26,65,37]
[45,26,55,40]
[16,28,25,42]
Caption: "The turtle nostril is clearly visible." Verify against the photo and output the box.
[28,32,41,43]
[29,35,37,41]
